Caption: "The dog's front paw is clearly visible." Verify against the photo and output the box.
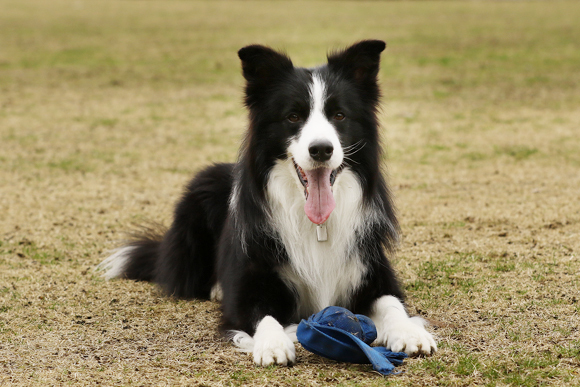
[377,316,437,356]
[372,296,437,357]
[253,316,296,366]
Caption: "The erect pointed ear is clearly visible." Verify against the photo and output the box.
[238,45,293,82]
[327,40,386,83]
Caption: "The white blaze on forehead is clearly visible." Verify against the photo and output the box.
[287,73,343,171]
[310,72,326,114]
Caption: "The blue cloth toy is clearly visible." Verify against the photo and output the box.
[296,306,407,375]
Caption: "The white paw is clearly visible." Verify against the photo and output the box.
[252,316,296,366]
[372,296,437,356]
[377,316,437,356]
[210,282,223,302]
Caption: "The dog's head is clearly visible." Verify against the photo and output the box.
[238,41,386,225]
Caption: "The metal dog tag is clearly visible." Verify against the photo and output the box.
[316,224,328,242]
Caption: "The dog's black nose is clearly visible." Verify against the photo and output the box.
[309,141,334,162]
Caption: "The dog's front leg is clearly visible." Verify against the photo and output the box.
[252,316,296,366]
[371,295,437,356]
[232,316,296,366]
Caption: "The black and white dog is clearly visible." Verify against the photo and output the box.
[100,40,436,366]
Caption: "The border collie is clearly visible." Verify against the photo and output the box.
[100,40,436,366]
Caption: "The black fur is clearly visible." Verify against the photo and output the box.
[109,40,403,336]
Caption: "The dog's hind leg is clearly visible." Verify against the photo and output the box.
[154,163,234,299]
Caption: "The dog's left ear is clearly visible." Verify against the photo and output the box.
[327,40,386,83]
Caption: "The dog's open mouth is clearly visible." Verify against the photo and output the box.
[292,158,342,225]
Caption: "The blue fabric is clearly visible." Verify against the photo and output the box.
[296,306,407,375]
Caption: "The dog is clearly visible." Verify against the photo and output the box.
[99,40,437,366]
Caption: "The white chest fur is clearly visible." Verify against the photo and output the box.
[266,160,368,318]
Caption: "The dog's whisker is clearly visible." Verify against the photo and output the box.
[343,156,360,165]
[343,142,367,158]
[342,140,365,152]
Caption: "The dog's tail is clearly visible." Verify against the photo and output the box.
[97,214,218,300]
[97,219,216,299]
[97,163,234,300]
[98,225,163,282]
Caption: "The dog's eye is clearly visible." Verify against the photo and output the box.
[334,112,346,121]
[287,113,301,123]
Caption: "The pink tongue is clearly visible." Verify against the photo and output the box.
[304,168,335,225]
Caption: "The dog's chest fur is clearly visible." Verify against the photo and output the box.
[267,159,368,318]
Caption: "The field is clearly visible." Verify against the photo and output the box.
[1,0,580,385]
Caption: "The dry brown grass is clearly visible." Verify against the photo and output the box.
[1,1,579,386]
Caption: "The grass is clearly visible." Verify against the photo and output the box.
[1,0,580,386]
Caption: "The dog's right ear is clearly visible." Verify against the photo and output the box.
[238,45,293,82]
